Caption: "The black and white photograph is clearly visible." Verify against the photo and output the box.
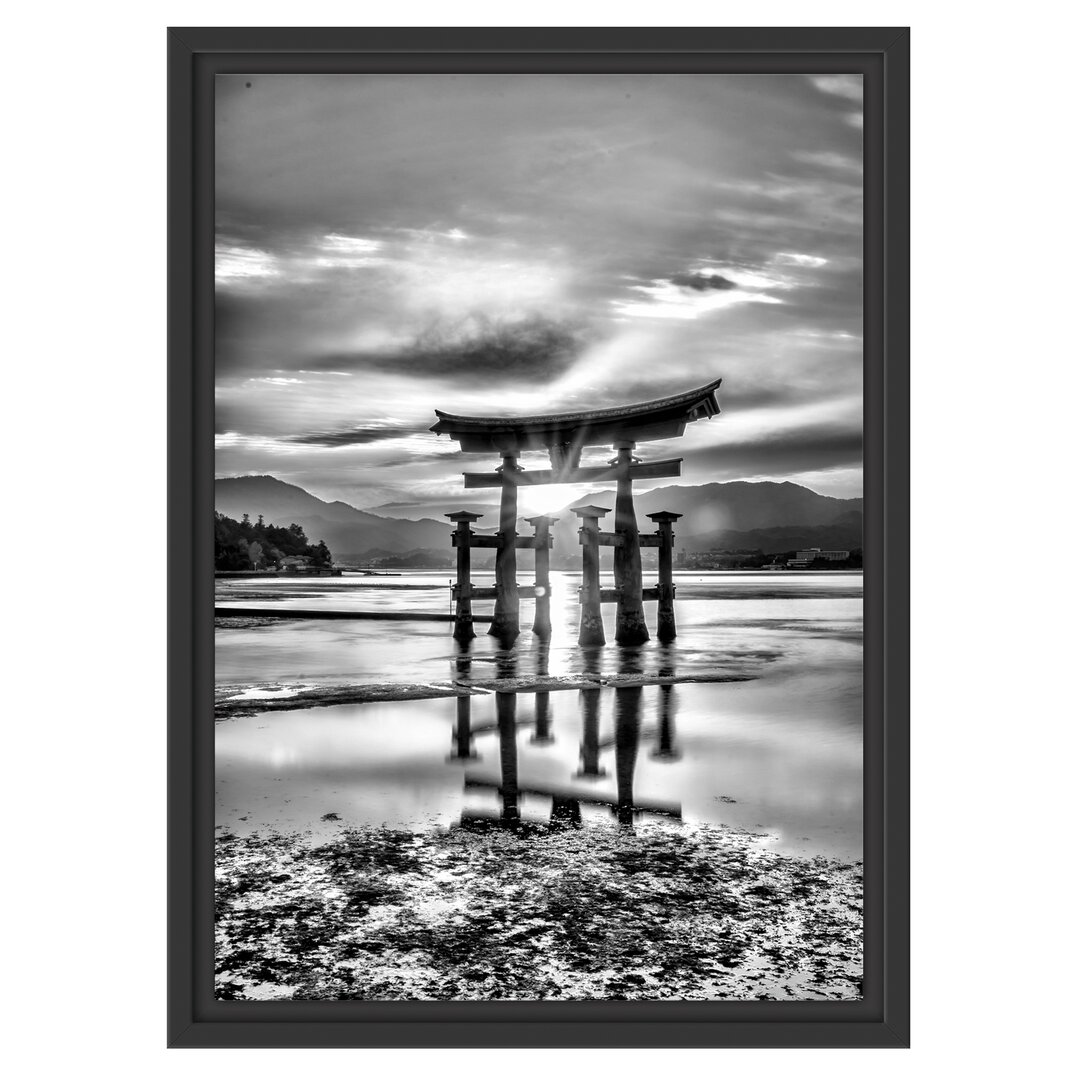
[6,1,1079,1069]
[213,72,865,1003]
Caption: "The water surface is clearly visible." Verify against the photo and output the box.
[216,571,863,860]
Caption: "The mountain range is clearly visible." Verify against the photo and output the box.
[545,480,862,557]
[215,475,862,562]
[215,475,449,559]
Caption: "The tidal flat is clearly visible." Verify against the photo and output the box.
[214,570,864,1001]
[215,823,862,1001]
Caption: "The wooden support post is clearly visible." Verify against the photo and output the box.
[549,796,582,829]
[531,640,554,745]
[452,646,473,680]
[613,441,649,645]
[613,683,643,826]
[448,645,477,760]
[525,514,557,639]
[575,686,606,778]
[449,695,479,761]
[488,454,520,643]
[495,648,518,681]
[496,691,519,823]
[647,510,682,643]
[651,685,681,761]
[446,511,483,642]
[572,504,610,647]
[532,691,553,745]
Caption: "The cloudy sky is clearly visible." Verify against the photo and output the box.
[215,74,862,518]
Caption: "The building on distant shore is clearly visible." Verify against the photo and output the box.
[680,549,768,571]
[787,547,851,568]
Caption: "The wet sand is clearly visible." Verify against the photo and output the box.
[214,669,756,717]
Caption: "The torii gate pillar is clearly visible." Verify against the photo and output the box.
[525,514,557,639]
[488,453,521,644]
[446,511,483,642]
[573,504,609,647]
[613,441,650,645]
[647,510,682,643]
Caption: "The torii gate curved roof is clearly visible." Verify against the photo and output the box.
[430,377,722,454]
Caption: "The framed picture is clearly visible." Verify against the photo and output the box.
[168,26,909,1048]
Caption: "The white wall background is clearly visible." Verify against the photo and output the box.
[3,2,1076,1074]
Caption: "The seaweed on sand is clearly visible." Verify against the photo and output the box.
[215,824,862,1002]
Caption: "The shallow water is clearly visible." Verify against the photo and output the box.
[215,570,861,683]
[215,571,863,860]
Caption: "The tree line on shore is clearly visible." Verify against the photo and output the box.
[677,548,863,570]
[214,512,332,571]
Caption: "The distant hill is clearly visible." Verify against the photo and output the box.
[548,480,861,557]
[214,475,449,561]
[215,475,862,563]
[682,522,863,555]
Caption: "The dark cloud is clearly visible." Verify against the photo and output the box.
[366,451,468,468]
[215,290,279,378]
[314,314,588,383]
[670,272,737,292]
[215,399,241,435]
[286,425,415,447]
[557,376,848,417]
[682,421,862,479]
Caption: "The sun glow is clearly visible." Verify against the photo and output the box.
[518,483,602,520]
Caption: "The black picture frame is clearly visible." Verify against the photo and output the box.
[168,25,909,1048]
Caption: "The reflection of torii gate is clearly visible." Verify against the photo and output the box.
[457,685,683,828]
[447,640,683,829]
[431,378,721,646]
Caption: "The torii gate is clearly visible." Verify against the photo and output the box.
[431,377,721,646]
